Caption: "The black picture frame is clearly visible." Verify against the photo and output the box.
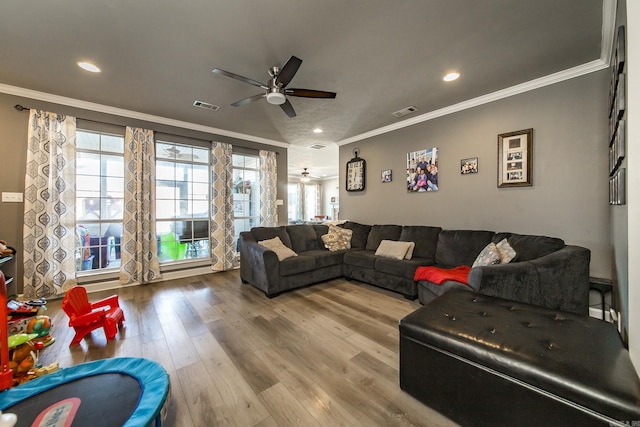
[346,156,366,191]
[497,128,533,188]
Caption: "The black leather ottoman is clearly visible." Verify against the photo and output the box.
[399,289,640,426]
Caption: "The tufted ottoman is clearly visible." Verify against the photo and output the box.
[399,289,640,426]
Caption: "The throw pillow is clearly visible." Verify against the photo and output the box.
[321,225,353,251]
[472,242,502,267]
[496,238,516,263]
[375,240,414,260]
[404,242,416,260]
[258,236,298,261]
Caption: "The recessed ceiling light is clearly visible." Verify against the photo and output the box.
[313,128,323,134]
[443,72,460,82]
[78,62,101,73]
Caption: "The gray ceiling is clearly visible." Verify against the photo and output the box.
[0,1,605,179]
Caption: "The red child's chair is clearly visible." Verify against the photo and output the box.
[62,286,125,346]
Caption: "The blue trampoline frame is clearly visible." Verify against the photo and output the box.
[0,357,170,427]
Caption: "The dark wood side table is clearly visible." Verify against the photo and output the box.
[589,277,613,320]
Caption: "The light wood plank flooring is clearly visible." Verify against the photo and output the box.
[39,270,457,427]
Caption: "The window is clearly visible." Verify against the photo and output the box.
[287,183,300,222]
[304,184,319,221]
[76,130,124,271]
[233,154,260,250]
[155,141,210,262]
[287,182,320,222]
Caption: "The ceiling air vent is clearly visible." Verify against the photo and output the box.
[392,106,418,118]
[193,100,220,111]
[308,144,326,150]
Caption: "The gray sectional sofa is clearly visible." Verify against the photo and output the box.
[239,221,591,315]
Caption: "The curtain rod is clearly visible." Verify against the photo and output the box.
[14,104,278,154]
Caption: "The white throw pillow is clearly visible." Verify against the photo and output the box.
[472,242,502,267]
[375,240,414,260]
[404,242,416,260]
[496,238,517,263]
[258,236,298,261]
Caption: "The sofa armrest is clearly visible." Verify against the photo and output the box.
[468,245,591,316]
[239,231,281,294]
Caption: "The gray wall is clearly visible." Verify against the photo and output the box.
[0,92,289,293]
[339,70,611,278]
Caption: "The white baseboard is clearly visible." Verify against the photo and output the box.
[82,265,217,294]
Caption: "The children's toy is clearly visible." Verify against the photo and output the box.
[0,241,13,257]
[62,286,125,346]
[26,315,54,347]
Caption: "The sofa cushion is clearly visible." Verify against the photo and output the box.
[313,224,329,248]
[301,249,346,268]
[375,240,414,260]
[251,226,292,248]
[374,257,433,280]
[366,225,403,251]
[258,236,298,261]
[279,255,316,276]
[339,221,371,249]
[287,224,321,252]
[436,230,494,268]
[343,250,376,269]
[399,226,442,261]
[493,232,565,262]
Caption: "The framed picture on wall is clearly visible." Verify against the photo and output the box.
[497,128,533,188]
[460,157,478,174]
[407,147,438,192]
[381,169,392,183]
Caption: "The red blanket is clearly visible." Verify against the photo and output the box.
[413,265,471,285]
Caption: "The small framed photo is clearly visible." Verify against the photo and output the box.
[497,128,533,188]
[460,157,478,175]
[381,169,392,183]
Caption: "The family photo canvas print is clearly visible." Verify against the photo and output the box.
[407,147,438,192]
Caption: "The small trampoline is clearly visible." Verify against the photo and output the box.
[0,357,170,427]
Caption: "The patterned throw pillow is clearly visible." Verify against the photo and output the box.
[496,238,516,263]
[472,242,502,267]
[321,225,353,251]
[258,236,298,261]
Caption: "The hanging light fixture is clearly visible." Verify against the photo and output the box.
[301,168,311,183]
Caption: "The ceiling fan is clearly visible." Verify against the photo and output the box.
[212,55,336,118]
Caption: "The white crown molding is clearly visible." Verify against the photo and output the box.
[0,83,290,148]
[337,59,609,146]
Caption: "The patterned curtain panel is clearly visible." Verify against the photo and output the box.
[23,110,77,298]
[210,142,236,271]
[259,150,278,226]
[296,183,304,221]
[120,127,161,284]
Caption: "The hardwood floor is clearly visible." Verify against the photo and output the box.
[39,270,457,427]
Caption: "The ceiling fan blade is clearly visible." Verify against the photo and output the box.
[276,56,303,87]
[231,93,265,107]
[280,99,296,118]
[212,68,267,89]
[286,88,337,99]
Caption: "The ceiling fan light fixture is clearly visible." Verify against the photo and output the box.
[301,168,311,183]
[266,92,286,105]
